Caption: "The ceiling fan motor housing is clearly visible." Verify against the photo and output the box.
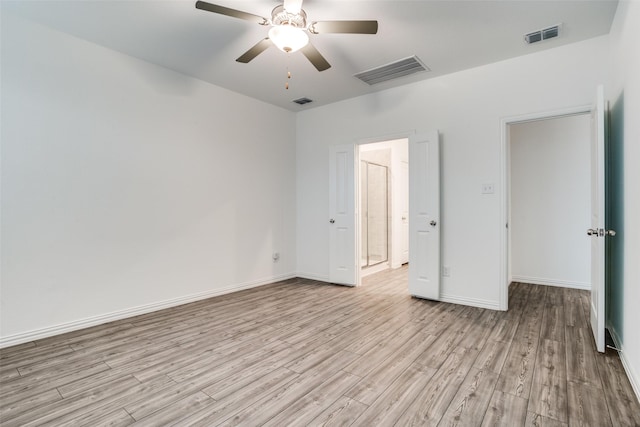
[271,5,307,28]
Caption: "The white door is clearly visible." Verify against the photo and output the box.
[589,85,608,352]
[408,132,441,300]
[329,144,357,286]
[400,161,409,264]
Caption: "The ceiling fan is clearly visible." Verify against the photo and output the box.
[195,0,378,72]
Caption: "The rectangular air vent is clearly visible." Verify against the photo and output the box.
[524,24,561,44]
[292,97,313,105]
[542,26,559,40]
[354,56,430,86]
[524,31,542,44]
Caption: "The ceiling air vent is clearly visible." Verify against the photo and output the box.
[292,97,313,105]
[524,24,561,44]
[354,56,430,86]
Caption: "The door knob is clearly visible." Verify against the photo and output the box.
[587,228,617,237]
[329,219,335,224]
[430,220,437,227]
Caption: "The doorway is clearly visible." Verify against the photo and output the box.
[503,88,610,352]
[358,139,409,280]
[500,104,592,310]
[329,132,440,298]
[509,113,592,289]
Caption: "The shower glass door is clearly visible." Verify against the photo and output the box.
[361,161,389,267]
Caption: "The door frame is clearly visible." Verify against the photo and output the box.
[500,104,591,311]
[354,131,415,286]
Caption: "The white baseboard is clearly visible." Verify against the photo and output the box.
[439,293,501,311]
[296,272,330,282]
[512,275,590,290]
[607,323,640,404]
[0,272,296,349]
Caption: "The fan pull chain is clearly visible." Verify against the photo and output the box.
[285,52,292,90]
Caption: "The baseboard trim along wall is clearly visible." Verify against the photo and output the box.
[0,272,296,349]
[608,323,640,404]
[439,294,501,311]
[512,275,591,290]
[295,272,331,282]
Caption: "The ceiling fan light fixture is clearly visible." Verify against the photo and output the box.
[268,25,309,53]
[196,0,379,72]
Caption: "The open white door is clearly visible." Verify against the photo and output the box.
[329,144,357,286]
[589,85,609,353]
[408,132,440,300]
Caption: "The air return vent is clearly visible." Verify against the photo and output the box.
[524,24,561,44]
[354,56,430,86]
[292,97,313,105]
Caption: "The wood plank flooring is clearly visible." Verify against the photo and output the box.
[1,267,639,426]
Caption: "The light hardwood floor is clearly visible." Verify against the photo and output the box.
[1,266,639,426]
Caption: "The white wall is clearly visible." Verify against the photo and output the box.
[510,115,591,289]
[607,0,640,401]
[0,13,297,345]
[296,35,609,308]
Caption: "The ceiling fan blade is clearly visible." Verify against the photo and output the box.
[236,38,272,63]
[301,43,331,72]
[283,0,303,14]
[310,20,378,34]
[195,1,268,25]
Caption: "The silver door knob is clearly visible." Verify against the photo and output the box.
[329,219,335,224]
[430,220,437,227]
[587,228,617,237]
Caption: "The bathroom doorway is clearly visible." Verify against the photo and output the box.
[358,139,409,278]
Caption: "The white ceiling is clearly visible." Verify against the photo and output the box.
[4,0,618,111]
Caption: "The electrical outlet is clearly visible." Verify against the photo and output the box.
[482,183,495,194]
[442,266,451,277]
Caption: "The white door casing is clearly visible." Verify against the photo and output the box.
[400,161,410,265]
[408,132,441,300]
[329,144,357,285]
[589,85,607,353]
